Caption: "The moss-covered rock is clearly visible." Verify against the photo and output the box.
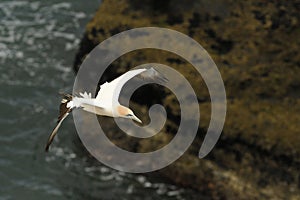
[74,0,300,199]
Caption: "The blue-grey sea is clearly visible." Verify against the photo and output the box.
[0,1,202,199]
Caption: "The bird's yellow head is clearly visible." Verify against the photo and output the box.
[117,105,142,124]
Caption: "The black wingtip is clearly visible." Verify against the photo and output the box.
[45,135,53,152]
[45,145,49,152]
[153,68,169,83]
[159,73,169,83]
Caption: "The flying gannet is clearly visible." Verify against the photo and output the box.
[45,67,167,152]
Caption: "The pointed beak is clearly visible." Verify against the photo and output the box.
[132,115,142,124]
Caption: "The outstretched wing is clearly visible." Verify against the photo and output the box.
[95,68,145,107]
[45,94,73,152]
[95,68,167,107]
[45,111,70,152]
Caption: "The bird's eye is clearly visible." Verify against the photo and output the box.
[126,114,133,117]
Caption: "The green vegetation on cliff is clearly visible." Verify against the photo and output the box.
[74,0,300,199]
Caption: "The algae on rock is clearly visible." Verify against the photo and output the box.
[74,0,300,199]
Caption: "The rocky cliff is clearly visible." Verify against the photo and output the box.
[73,0,300,199]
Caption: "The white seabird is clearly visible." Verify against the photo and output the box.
[45,67,167,152]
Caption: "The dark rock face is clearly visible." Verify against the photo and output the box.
[74,0,300,199]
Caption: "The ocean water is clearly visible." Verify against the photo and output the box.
[0,1,202,199]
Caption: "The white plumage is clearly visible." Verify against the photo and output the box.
[45,67,167,151]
